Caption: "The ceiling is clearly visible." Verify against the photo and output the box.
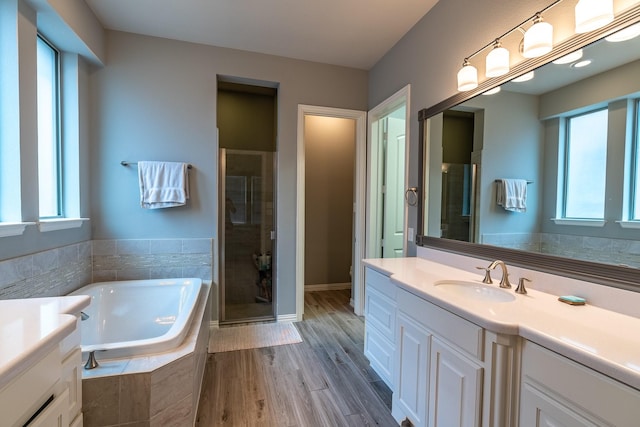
[85,0,440,70]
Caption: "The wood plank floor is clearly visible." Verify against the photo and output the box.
[195,289,397,427]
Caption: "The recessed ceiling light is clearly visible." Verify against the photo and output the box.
[605,23,640,42]
[482,87,501,95]
[552,49,583,65]
[512,71,535,83]
[572,59,592,68]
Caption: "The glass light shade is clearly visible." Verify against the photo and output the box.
[523,20,553,58]
[512,71,534,83]
[575,0,614,33]
[605,23,640,42]
[482,87,501,95]
[552,49,583,65]
[486,45,510,77]
[457,63,478,91]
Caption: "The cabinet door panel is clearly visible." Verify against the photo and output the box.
[520,383,601,427]
[393,312,431,427]
[429,337,482,427]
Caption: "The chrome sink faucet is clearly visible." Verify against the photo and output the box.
[487,260,512,289]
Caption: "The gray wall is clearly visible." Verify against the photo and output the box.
[89,31,368,316]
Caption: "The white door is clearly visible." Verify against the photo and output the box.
[367,85,409,260]
[383,116,406,257]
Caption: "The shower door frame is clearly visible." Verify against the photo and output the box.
[219,148,276,324]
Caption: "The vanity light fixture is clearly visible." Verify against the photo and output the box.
[486,40,510,77]
[457,59,478,91]
[523,14,554,58]
[575,0,614,33]
[512,71,535,83]
[605,22,640,42]
[552,48,583,64]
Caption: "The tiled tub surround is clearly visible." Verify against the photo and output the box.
[92,238,213,282]
[0,241,92,300]
[82,281,211,427]
[481,232,640,268]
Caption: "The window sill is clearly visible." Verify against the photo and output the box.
[38,218,89,232]
[550,218,606,227]
[0,222,36,237]
[616,220,640,229]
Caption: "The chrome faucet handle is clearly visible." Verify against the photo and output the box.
[515,277,531,294]
[475,266,493,284]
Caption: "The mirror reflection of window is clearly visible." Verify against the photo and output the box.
[563,109,608,219]
[633,99,640,221]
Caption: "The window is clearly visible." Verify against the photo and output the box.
[36,36,62,218]
[632,100,640,220]
[562,109,608,219]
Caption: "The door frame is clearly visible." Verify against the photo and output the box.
[296,105,367,319]
[367,85,411,259]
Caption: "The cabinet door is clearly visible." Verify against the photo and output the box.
[429,337,483,427]
[392,312,431,427]
[520,383,600,427]
[28,388,70,427]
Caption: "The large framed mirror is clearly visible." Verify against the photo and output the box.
[417,4,640,291]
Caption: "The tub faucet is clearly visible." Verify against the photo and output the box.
[488,260,512,289]
[84,351,99,370]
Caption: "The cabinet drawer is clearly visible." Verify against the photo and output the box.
[365,268,396,300]
[521,341,640,426]
[364,325,395,387]
[365,286,396,338]
[397,288,484,360]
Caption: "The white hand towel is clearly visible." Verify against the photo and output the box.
[138,161,189,209]
[497,179,527,213]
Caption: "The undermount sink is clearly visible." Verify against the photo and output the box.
[434,280,516,303]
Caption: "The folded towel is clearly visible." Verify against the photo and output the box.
[497,179,527,213]
[138,161,189,209]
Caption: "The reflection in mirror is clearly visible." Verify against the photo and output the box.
[422,21,640,270]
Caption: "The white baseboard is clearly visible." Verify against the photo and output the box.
[277,314,298,323]
[209,320,219,329]
[304,282,352,292]
[350,298,354,308]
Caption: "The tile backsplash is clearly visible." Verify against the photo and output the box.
[92,238,213,282]
[0,238,213,300]
[0,241,92,299]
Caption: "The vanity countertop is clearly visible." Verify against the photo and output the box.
[0,295,91,390]
[364,257,640,391]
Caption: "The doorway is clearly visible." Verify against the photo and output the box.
[218,79,277,324]
[296,105,367,319]
[367,86,410,259]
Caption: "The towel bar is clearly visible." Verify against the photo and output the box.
[494,179,532,184]
[121,161,192,169]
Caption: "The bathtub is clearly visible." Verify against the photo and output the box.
[71,278,202,359]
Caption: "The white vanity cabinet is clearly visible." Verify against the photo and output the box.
[392,287,519,427]
[520,340,640,427]
[364,267,397,387]
[0,302,84,427]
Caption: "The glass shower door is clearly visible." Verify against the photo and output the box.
[220,149,275,323]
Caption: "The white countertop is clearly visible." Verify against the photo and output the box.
[0,295,91,390]
[364,257,640,391]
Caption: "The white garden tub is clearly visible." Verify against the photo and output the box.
[71,278,202,359]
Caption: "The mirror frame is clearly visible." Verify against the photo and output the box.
[417,5,640,293]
